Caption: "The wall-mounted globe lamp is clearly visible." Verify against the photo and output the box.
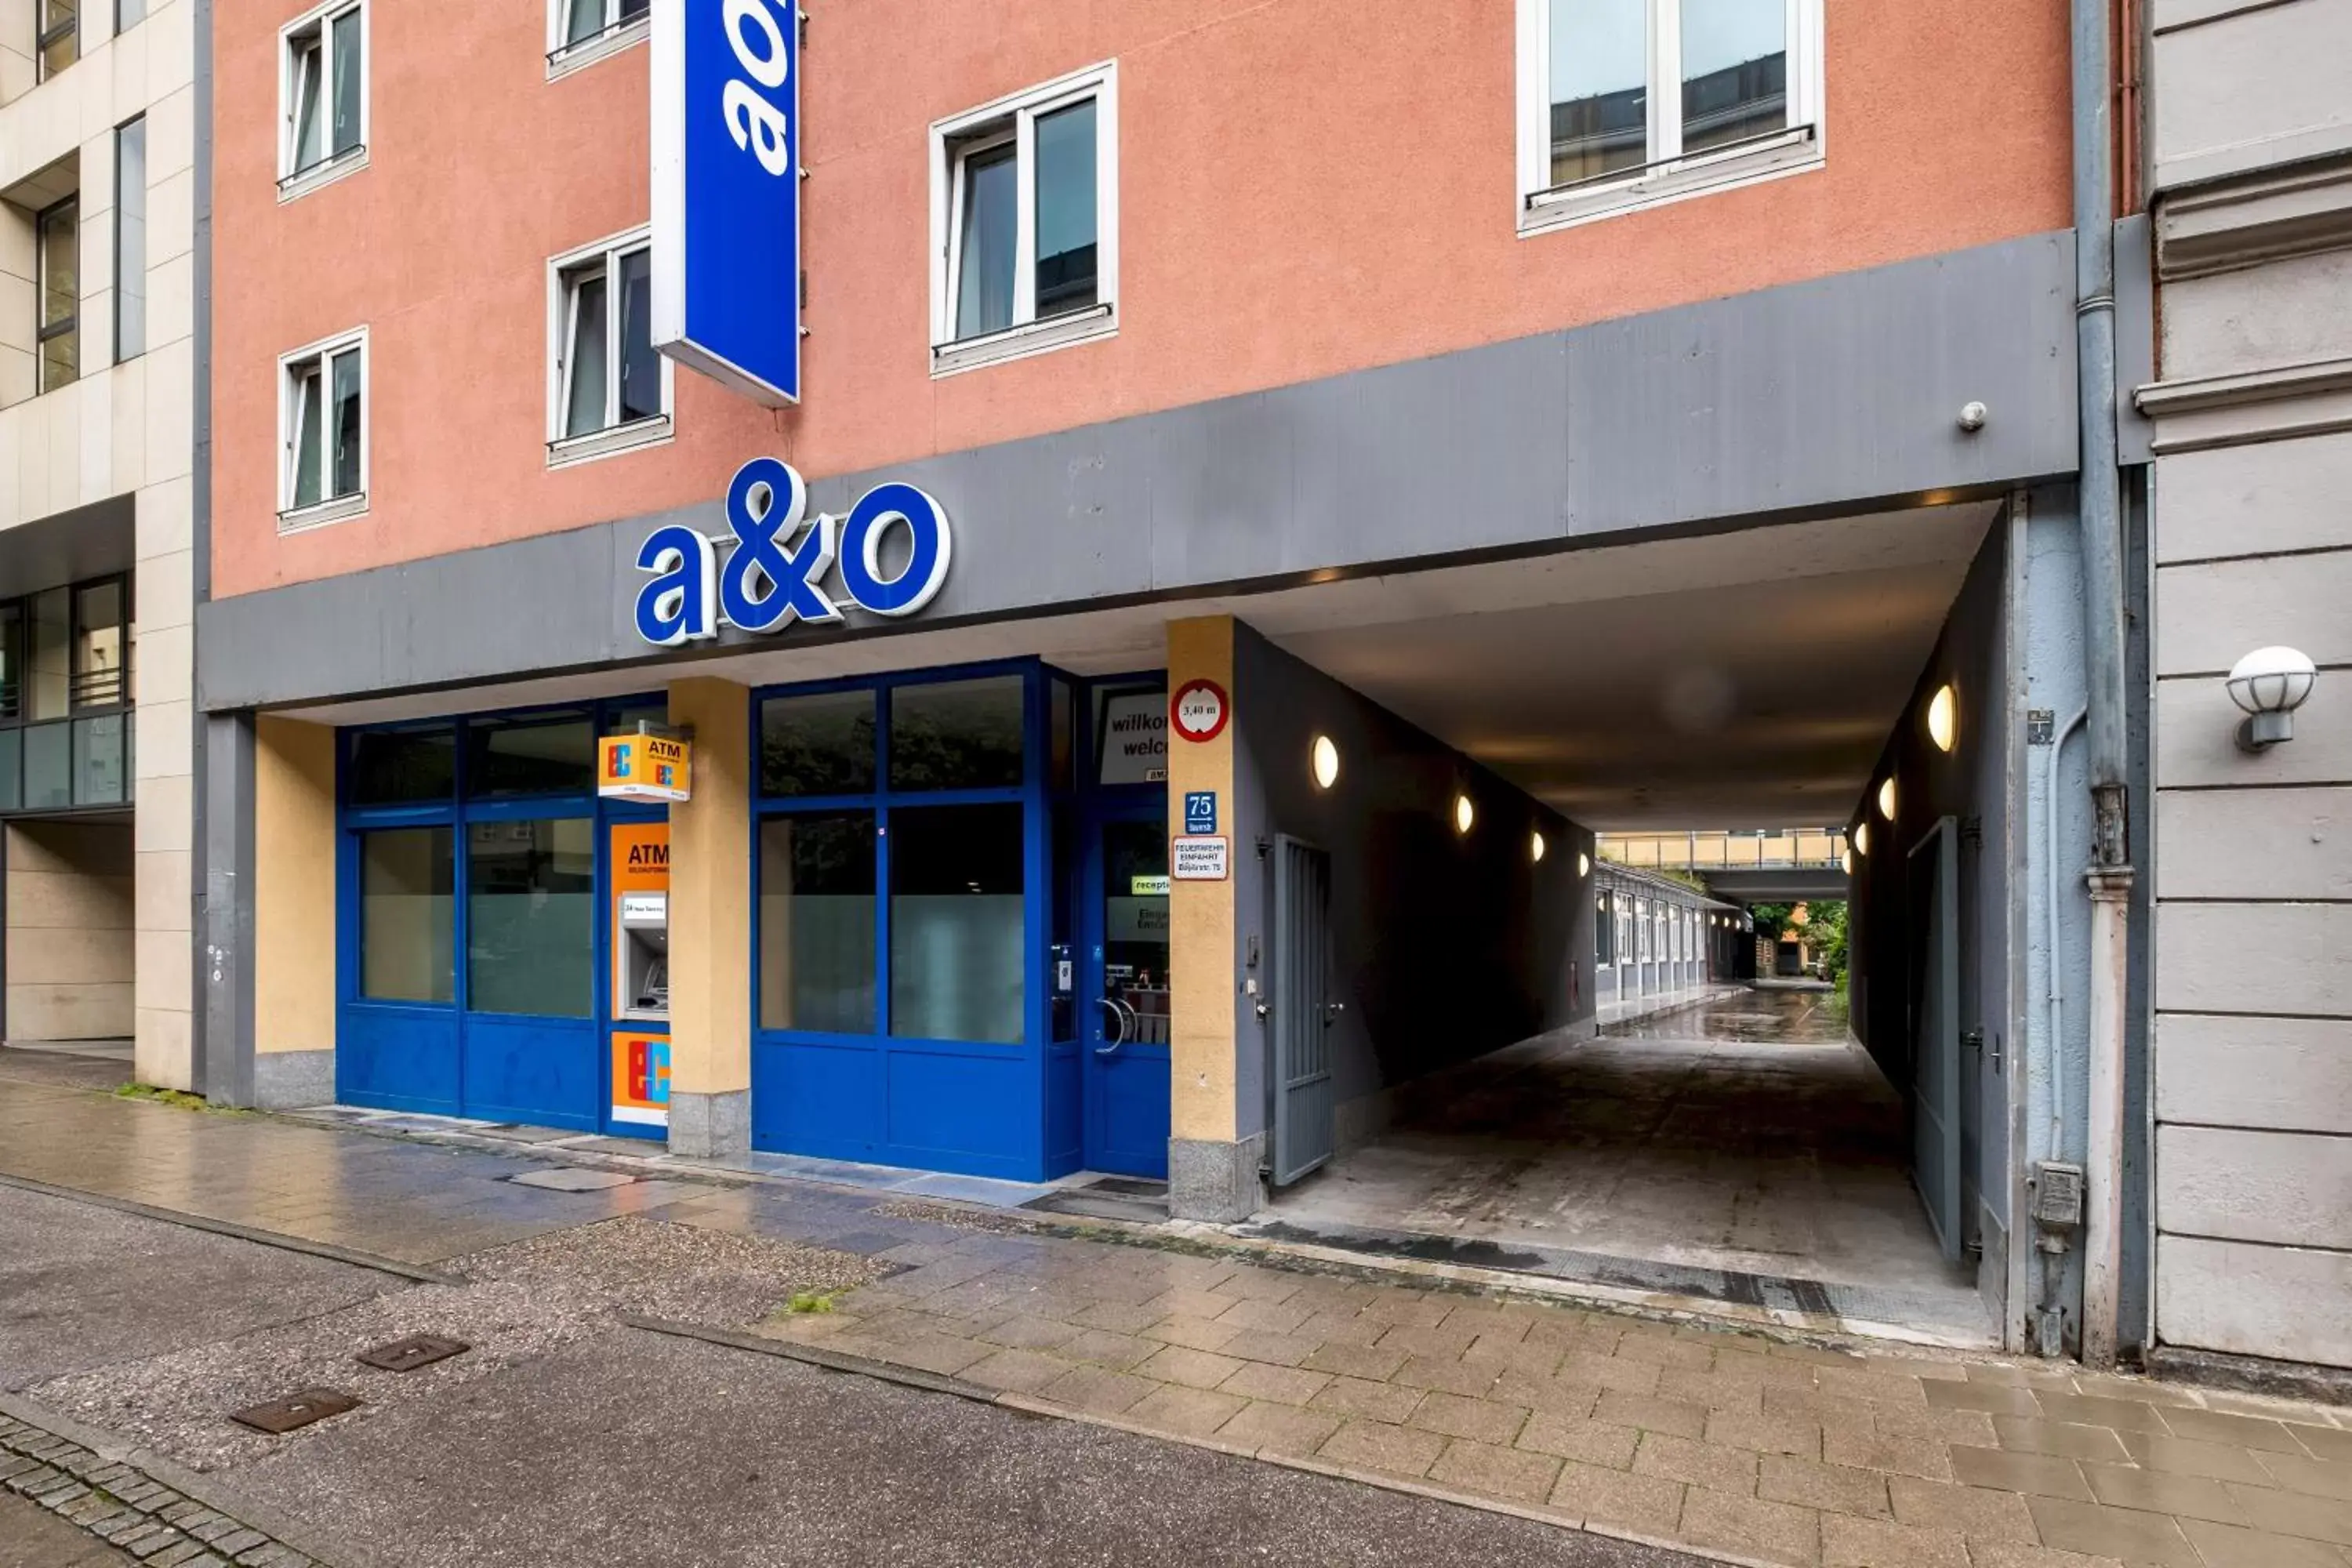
[2228,647,2318,753]
[1577,851,1592,877]
[1311,735,1341,789]
[1853,822,1870,856]
[1927,684,1958,753]
[1876,777,1897,822]
[1530,831,1546,863]
[1454,794,1475,835]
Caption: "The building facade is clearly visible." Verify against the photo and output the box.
[2137,0,2352,1377]
[1,0,198,1082]
[175,0,2204,1365]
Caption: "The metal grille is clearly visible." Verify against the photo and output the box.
[1272,836,1334,1186]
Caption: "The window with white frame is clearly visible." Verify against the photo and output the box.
[551,0,648,56]
[930,62,1117,373]
[548,230,671,463]
[279,331,367,524]
[1517,0,1819,230]
[281,1,366,190]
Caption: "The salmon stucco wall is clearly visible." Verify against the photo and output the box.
[210,0,2072,601]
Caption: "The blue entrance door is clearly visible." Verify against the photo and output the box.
[1083,808,1171,1176]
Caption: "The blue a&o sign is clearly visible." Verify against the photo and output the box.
[651,0,801,406]
[633,458,953,646]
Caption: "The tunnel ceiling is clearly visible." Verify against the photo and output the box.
[1247,502,2000,832]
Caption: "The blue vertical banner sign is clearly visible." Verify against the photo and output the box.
[651,0,802,405]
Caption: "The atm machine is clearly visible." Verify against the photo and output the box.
[605,820,673,1133]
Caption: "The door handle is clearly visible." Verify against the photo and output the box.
[1094,996,1134,1056]
[1323,1000,1345,1027]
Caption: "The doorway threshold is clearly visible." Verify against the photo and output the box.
[1221,1213,1999,1351]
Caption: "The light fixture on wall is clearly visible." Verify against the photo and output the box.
[1577,851,1592,877]
[1927,684,1958,752]
[1853,822,1869,855]
[1530,831,1546,863]
[2227,647,2318,753]
[1311,735,1341,789]
[1876,777,1897,821]
[1842,848,1853,874]
[1454,793,1475,835]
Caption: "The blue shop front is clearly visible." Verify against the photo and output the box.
[334,660,1177,1181]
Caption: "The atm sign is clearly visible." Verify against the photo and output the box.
[599,733,693,802]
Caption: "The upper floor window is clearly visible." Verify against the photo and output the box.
[279,328,368,529]
[36,0,76,80]
[1516,0,1820,234]
[281,0,367,198]
[548,0,649,76]
[36,197,78,394]
[115,117,146,364]
[929,62,1118,377]
[546,229,673,466]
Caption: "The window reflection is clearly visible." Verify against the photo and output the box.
[1681,0,1787,152]
[1549,0,1649,183]
[891,677,1024,791]
[761,690,877,797]
[466,819,593,1017]
[361,826,454,1003]
[760,814,877,1033]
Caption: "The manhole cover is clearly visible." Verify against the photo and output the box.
[355,1334,470,1373]
[230,1388,361,1434]
[508,1167,636,1191]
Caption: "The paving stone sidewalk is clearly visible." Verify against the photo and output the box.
[6,1056,2351,1568]
[0,1411,312,1568]
[762,1229,2352,1568]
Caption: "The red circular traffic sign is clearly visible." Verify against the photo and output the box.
[1171,678,1229,742]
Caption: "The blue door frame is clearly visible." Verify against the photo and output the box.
[1080,796,1172,1177]
[336,697,665,1135]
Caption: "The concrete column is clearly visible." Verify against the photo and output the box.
[1165,616,1256,1221]
[666,676,751,1159]
[247,716,336,1106]
[198,711,254,1103]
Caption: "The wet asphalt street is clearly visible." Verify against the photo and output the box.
[0,1182,1711,1568]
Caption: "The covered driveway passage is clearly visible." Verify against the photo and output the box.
[1242,989,1992,1345]
[1210,495,2025,1348]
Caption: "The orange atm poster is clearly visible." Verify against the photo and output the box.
[612,1033,671,1127]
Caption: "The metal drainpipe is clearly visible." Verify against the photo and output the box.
[2072,0,2135,1368]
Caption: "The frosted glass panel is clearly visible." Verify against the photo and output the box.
[889,804,1024,1044]
[466,818,593,1017]
[760,813,877,1033]
[361,827,453,1003]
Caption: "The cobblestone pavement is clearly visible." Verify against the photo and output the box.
[0,1410,317,1568]
[5,1054,2350,1567]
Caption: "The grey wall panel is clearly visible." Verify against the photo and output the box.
[2157,1233,2352,1364]
[2154,548,2352,676]
[1565,234,2076,532]
[2154,786,2352,899]
[201,231,2082,713]
[2157,673,2352,788]
[2156,901,2352,1015]
[2157,1013,2352,1135]
[2158,1124,2352,1250]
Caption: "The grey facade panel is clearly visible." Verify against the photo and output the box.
[201,231,2082,713]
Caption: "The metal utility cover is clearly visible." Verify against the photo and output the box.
[355,1334,470,1374]
[508,1167,636,1191]
[231,1388,361,1434]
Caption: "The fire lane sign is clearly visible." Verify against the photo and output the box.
[1173,836,1229,880]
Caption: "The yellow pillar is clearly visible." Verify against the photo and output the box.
[1166,616,1250,1218]
[666,677,753,1157]
[252,716,337,1106]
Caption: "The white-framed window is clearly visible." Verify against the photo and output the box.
[546,0,649,78]
[1516,0,1821,235]
[279,0,368,200]
[546,227,673,467]
[278,328,368,530]
[928,60,1118,377]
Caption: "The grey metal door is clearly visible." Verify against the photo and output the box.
[1272,836,1334,1185]
[1907,816,1963,1261]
